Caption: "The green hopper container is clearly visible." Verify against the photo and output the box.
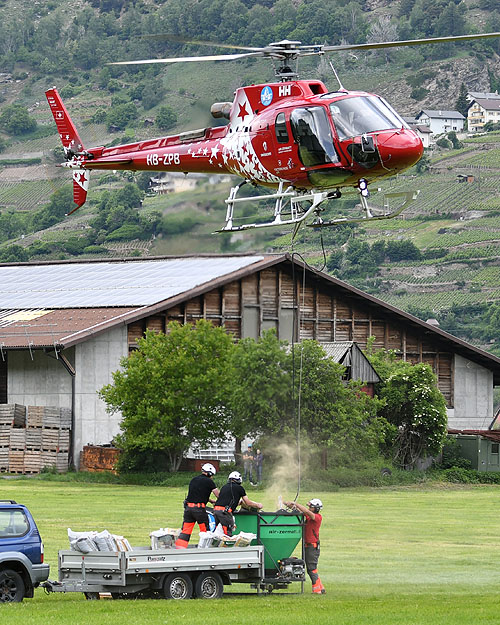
[234,510,304,571]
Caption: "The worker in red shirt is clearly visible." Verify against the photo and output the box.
[285,498,325,594]
[175,463,219,549]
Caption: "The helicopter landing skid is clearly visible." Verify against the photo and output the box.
[215,181,330,232]
[308,190,420,228]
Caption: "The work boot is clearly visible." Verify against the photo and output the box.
[312,578,326,594]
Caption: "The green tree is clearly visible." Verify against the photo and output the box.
[447,131,463,149]
[455,82,469,118]
[368,349,447,468]
[228,333,384,467]
[289,340,383,464]
[0,103,37,135]
[99,321,234,472]
[156,106,177,131]
[228,330,291,443]
[106,102,138,130]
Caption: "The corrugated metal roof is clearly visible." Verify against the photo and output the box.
[321,341,353,362]
[0,308,136,348]
[0,256,265,308]
[449,429,500,443]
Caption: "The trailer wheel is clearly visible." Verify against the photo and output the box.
[163,573,193,600]
[0,569,25,603]
[194,572,223,599]
[84,592,101,600]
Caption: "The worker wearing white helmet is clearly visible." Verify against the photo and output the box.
[213,471,263,536]
[284,498,325,594]
[175,463,219,549]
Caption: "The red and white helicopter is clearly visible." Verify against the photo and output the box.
[46,32,500,232]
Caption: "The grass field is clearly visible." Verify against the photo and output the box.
[1,479,499,624]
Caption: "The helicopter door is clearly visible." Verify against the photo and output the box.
[290,107,339,168]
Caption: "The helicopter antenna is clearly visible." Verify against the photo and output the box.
[328,60,346,92]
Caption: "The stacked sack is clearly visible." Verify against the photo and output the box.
[68,528,131,553]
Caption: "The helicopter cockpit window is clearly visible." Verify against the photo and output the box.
[329,96,409,140]
[290,107,339,167]
[275,113,289,144]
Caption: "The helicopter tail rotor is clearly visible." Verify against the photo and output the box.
[45,88,91,213]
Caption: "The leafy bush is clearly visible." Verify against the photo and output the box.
[83,245,109,254]
[0,103,37,135]
[436,137,452,149]
[105,224,146,241]
[439,437,472,469]
[160,214,198,235]
[411,87,429,101]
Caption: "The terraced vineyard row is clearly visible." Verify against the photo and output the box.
[384,265,500,286]
[0,178,67,211]
[379,286,500,312]
[422,229,500,248]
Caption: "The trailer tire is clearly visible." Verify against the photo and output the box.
[84,592,100,600]
[163,573,193,600]
[0,569,25,603]
[194,572,223,599]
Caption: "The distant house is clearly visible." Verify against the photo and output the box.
[467,91,500,102]
[467,98,500,133]
[415,110,465,136]
[403,118,432,148]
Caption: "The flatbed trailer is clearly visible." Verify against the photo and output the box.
[43,544,305,600]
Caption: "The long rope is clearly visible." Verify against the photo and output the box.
[290,232,310,503]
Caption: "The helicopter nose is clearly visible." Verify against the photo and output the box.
[376,129,424,171]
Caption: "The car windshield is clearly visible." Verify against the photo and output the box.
[0,509,29,538]
[329,96,408,140]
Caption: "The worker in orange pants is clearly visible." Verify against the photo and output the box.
[285,498,325,594]
[175,463,219,549]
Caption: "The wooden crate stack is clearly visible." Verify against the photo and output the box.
[0,405,71,474]
[0,404,26,473]
[27,406,70,473]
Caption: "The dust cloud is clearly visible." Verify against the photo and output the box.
[264,435,313,511]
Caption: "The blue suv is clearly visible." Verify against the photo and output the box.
[0,500,50,603]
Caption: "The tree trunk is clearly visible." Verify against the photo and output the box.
[234,438,242,467]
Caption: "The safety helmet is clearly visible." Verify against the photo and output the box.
[308,498,323,512]
[228,471,242,484]
[201,463,216,476]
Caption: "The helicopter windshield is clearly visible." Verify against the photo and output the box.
[328,96,408,140]
[290,107,339,167]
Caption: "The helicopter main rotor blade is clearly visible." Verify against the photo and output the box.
[109,52,262,66]
[139,33,264,52]
[323,31,500,53]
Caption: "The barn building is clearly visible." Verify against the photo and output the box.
[0,254,498,469]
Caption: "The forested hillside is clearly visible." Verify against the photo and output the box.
[0,0,499,354]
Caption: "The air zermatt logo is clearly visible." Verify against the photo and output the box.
[260,86,273,106]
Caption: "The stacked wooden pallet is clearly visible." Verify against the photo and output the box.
[0,404,71,474]
[0,404,26,472]
[0,404,26,427]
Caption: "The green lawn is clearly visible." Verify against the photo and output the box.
[2,480,499,624]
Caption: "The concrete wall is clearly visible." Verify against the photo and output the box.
[8,326,128,469]
[73,325,128,467]
[8,348,74,408]
[447,354,493,429]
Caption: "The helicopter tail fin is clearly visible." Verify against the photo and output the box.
[46,87,90,212]
[45,87,86,155]
[69,169,90,214]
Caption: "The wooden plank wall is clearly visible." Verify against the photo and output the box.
[126,264,454,406]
